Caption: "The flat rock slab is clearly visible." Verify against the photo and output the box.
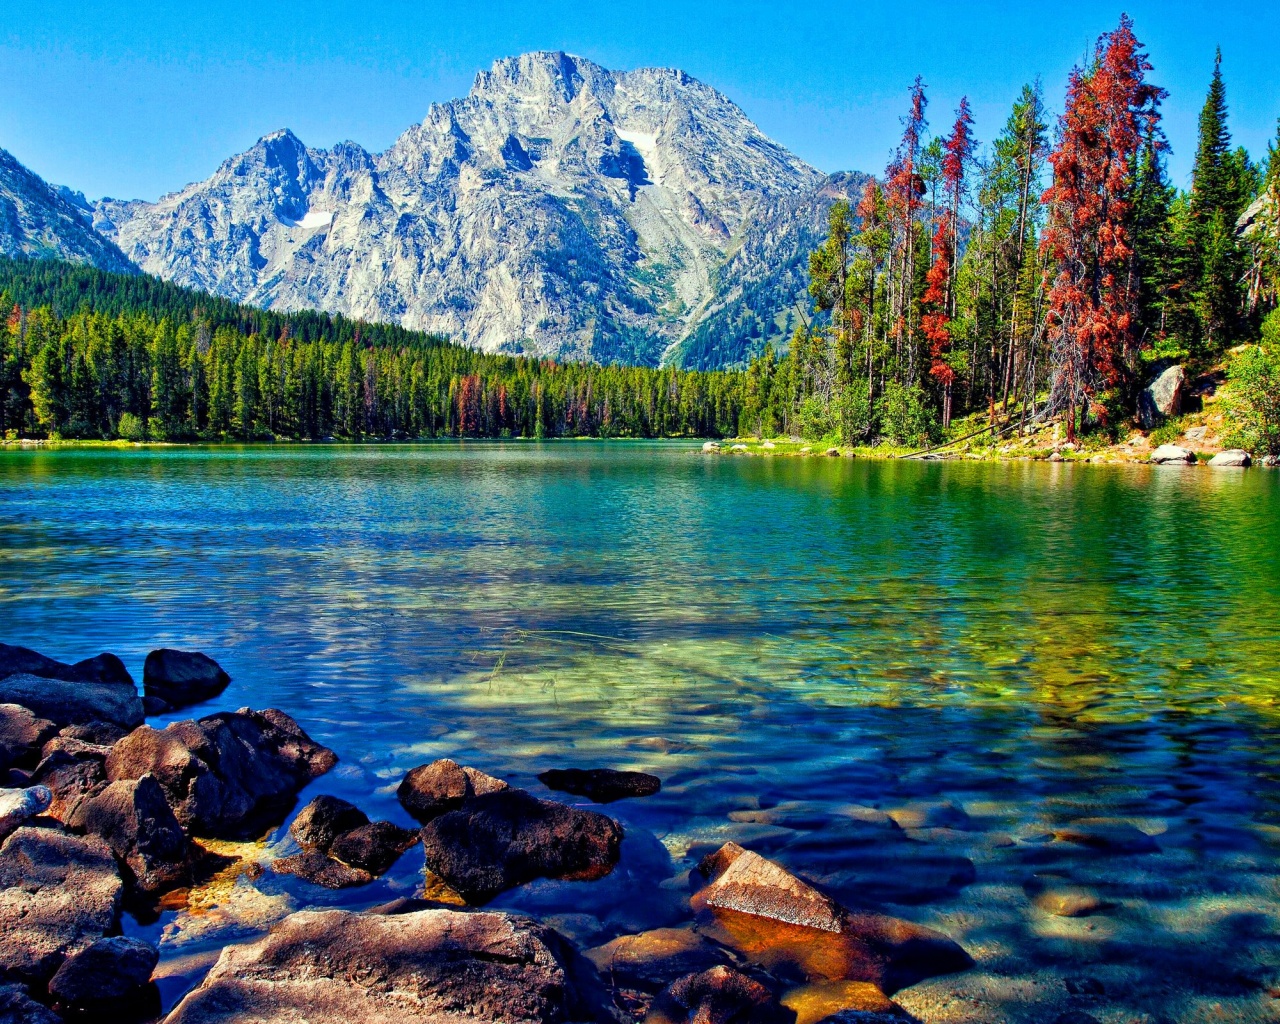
[421,788,622,903]
[162,907,617,1024]
[0,827,123,984]
[539,767,661,803]
[0,673,143,730]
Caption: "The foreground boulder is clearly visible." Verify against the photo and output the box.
[1149,444,1196,465]
[162,906,619,1024]
[1208,449,1252,467]
[539,767,662,803]
[0,704,58,773]
[0,785,52,843]
[0,674,143,730]
[0,644,133,687]
[397,758,508,823]
[48,936,159,1013]
[105,707,336,837]
[0,827,123,984]
[67,775,193,894]
[692,843,970,994]
[648,966,791,1024]
[143,649,231,713]
[290,795,369,852]
[421,788,623,903]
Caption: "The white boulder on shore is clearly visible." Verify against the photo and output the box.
[1208,449,1252,467]
[1149,445,1196,465]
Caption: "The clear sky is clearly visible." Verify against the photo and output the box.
[3,1,1276,202]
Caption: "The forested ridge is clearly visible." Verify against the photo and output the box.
[740,17,1280,450]
[0,258,745,441]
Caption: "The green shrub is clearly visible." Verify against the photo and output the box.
[881,381,938,446]
[1223,341,1280,456]
[798,394,836,441]
[117,412,145,441]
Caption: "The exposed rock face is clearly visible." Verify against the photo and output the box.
[67,775,192,893]
[0,149,136,272]
[1149,445,1196,465]
[162,907,619,1024]
[93,52,828,367]
[692,843,970,994]
[397,758,508,824]
[0,673,143,730]
[142,649,231,712]
[420,788,623,902]
[538,767,661,803]
[649,966,790,1024]
[47,936,159,1012]
[1208,449,1252,467]
[0,827,124,984]
[105,707,336,837]
[1138,365,1186,428]
[0,704,58,773]
[290,795,369,852]
[0,786,52,843]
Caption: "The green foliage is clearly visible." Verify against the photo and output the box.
[880,380,937,446]
[117,412,144,441]
[1223,334,1280,455]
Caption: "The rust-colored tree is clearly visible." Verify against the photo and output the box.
[1041,15,1166,441]
[923,98,975,428]
[884,78,928,382]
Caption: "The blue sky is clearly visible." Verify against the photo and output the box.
[3,1,1276,201]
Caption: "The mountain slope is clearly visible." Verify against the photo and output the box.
[0,148,136,274]
[93,52,827,366]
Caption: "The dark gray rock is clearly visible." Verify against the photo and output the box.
[48,936,159,1011]
[396,758,508,824]
[420,787,623,903]
[289,795,368,852]
[0,705,58,773]
[57,721,127,745]
[328,820,419,876]
[161,906,619,1024]
[68,775,192,894]
[538,767,661,803]
[0,983,62,1024]
[0,673,143,730]
[0,827,123,984]
[142,650,231,712]
[0,644,132,687]
[105,707,337,838]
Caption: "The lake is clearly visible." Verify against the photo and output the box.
[3,442,1280,1022]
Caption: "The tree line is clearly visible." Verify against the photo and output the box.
[0,259,745,441]
[742,16,1280,447]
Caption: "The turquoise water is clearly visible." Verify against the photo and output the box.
[3,443,1280,1022]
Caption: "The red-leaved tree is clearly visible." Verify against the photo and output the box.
[923,98,975,428]
[1041,15,1166,441]
[884,78,929,380]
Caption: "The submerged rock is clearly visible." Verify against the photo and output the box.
[885,800,970,832]
[105,707,336,837]
[0,673,143,730]
[586,927,738,992]
[0,827,123,984]
[48,936,159,1012]
[329,820,419,876]
[780,980,901,1024]
[649,966,790,1024]
[143,649,231,713]
[1053,819,1159,854]
[539,767,662,803]
[420,787,623,903]
[67,775,193,894]
[0,785,52,843]
[693,843,970,994]
[1032,886,1108,918]
[0,704,58,773]
[290,795,369,852]
[397,758,509,823]
[162,906,619,1024]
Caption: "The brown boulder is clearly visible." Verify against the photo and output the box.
[272,850,374,889]
[161,907,620,1024]
[539,767,662,803]
[648,966,792,1024]
[105,707,336,837]
[67,775,192,894]
[30,749,108,823]
[289,795,369,852]
[587,927,738,992]
[0,673,143,730]
[0,704,58,772]
[0,827,123,984]
[396,758,508,823]
[693,844,970,994]
[329,820,419,876]
[48,935,159,1012]
[421,788,623,903]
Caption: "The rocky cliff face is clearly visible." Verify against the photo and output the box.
[0,149,135,274]
[93,52,832,366]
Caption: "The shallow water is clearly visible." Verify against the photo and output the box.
[3,443,1280,1022]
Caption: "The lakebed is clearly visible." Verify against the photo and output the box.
[2,442,1280,1023]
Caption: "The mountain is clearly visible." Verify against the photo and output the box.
[0,148,135,274]
[93,52,851,367]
